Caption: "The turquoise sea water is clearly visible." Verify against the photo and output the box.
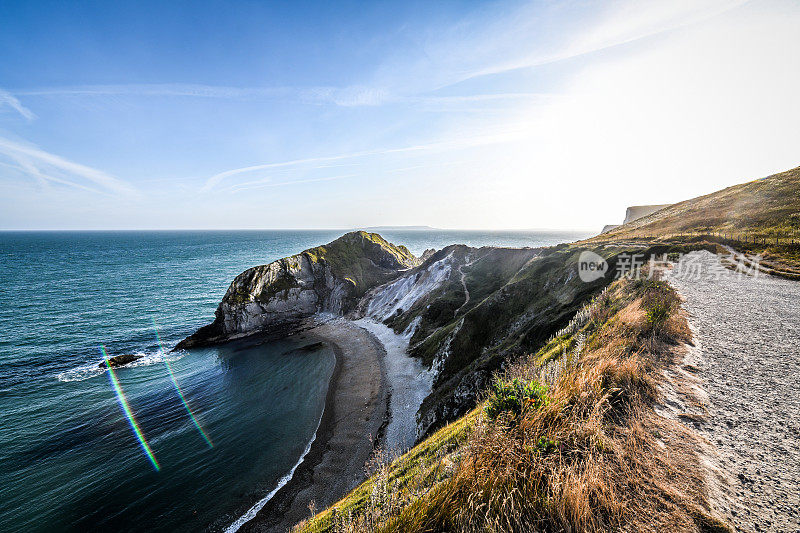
[0,229,587,532]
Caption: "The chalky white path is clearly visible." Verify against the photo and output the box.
[665,251,800,532]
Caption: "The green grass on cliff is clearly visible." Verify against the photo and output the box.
[304,231,417,298]
[293,410,478,533]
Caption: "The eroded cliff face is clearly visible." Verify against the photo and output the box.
[369,241,723,439]
[215,253,339,334]
[358,244,633,438]
[177,231,417,348]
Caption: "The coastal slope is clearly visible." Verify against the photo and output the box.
[359,242,691,437]
[293,164,800,532]
[294,276,730,532]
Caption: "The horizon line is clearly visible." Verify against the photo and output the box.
[0,226,596,233]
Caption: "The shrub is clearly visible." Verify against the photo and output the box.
[535,436,558,454]
[636,280,679,331]
[485,378,548,420]
[645,295,672,328]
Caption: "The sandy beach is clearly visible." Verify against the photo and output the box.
[238,318,389,533]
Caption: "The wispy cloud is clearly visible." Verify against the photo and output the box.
[347,0,749,100]
[17,83,388,106]
[17,83,286,99]
[13,76,557,112]
[201,131,522,192]
[0,137,137,195]
[17,82,398,108]
[452,0,750,84]
[227,173,358,193]
[0,89,36,120]
[4,157,106,194]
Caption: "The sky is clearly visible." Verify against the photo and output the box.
[1,0,799,231]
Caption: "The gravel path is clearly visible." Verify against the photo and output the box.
[664,251,800,532]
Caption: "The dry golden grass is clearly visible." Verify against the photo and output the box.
[297,278,730,533]
[592,165,800,242]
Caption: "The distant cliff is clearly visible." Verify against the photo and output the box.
[600,204,670,235]
[177,231,417,348]
[623,204,670,224]
[601,224,620,234]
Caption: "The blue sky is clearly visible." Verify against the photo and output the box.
[1,0,800,230]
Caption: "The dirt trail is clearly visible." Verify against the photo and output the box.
[664,251,800,532]
[454,256,477,318]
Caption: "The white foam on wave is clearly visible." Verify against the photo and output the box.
[56,349,187,382]
[224,409,324,533]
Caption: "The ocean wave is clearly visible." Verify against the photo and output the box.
[224,410,323,533]
[56,350,187,382]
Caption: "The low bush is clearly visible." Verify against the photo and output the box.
[637,279,680,332]
[484,378,548,420]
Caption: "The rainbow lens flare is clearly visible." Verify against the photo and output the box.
[102,345,161,471]
[154,321,214,448]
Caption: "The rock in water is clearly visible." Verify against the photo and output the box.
[99,354,142,368]
[177,231,417,348]
[296,342,325,352]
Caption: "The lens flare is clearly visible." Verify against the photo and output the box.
[154,320,214,448]
[102,345,161,471]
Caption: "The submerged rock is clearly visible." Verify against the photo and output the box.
[296,341,325,352]
[99,354,142,368]
[282,341,326,356]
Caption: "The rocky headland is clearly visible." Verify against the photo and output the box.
[176,231,417,349]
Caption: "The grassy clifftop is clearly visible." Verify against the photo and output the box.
[384,241,718,437]
[295,276,730,532]
[305,231,418,297]
[595,165,800,241]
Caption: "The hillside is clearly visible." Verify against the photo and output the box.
[595,166,800,241]
[359,240,719,437]
[295,276,730,532]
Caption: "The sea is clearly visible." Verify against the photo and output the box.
[0,229,588,532]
